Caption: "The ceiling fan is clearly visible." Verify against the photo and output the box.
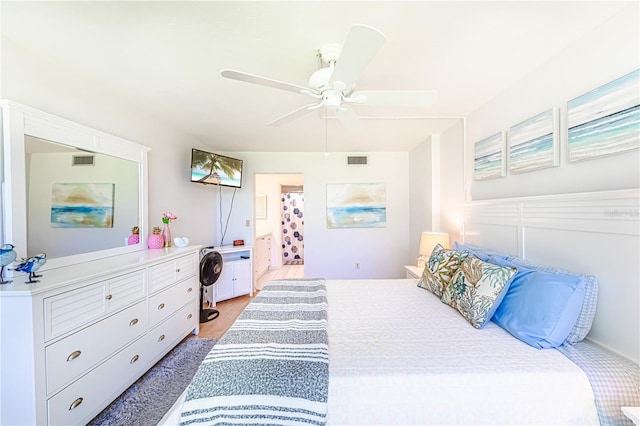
[220,24,438,132]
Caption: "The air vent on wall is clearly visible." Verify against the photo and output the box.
[346,155,368,166]
[72,155,95,166]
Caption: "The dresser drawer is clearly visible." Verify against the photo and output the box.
[44,270,145,341]
[47,336,148,426]
[104,270,147,311]
[148,276,198,327]
[148,300,198,361]
[45,300,147,394]
[175,253,198,281]
[148,253,197,294]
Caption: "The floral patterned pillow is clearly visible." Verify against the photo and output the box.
[441,255,517,329]
[417,244,469,297]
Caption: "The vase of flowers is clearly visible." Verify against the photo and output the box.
[162,212,178,247]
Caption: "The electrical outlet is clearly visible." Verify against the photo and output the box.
[355,262,360,270]
[245,219,250,227]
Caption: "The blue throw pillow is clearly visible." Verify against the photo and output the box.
[489,256,586,349]
[452,241,512,262]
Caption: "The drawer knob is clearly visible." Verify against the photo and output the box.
[69,397,83,410]
[187,287,193,293]
[176,268,181,272]
[105,294,113,300]
[187,313,193,319]
[158,303,165,310]
[67,350,82,362]
[158,334,165,342]
[129,318,139,326]
[130,354,139,364]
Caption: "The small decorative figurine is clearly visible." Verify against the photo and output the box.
[14,253,47,284]
[148,226,165,249]
[0,244,17,284]
[128,226,140,245]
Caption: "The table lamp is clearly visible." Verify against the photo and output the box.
[417,232,450,268]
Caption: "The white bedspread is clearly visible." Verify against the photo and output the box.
[161,278,599,425]
[326,279,599,425]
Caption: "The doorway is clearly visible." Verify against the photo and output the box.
[254,174,304,288]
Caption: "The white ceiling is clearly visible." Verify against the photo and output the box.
[1,1,632,152]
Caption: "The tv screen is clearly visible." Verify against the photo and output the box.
[190,148,243,188]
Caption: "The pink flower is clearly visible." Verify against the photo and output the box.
[162,212,178,224]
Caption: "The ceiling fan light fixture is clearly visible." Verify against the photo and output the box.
[308,67,333,90]
[324,91,342,111]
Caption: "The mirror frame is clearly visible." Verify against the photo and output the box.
[1,100,149,271]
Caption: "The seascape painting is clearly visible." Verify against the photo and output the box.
[51,183,115,228]
[474,131,506,180]
[326,183,386,228]
[567,69,640,162]
[509,108,559,173]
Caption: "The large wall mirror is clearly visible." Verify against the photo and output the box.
[1,100,149,271]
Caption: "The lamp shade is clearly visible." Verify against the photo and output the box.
[419,232,450,257]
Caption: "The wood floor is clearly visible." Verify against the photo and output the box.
[197,264,304,340]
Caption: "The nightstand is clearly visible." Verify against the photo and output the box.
[404,265,423,279]
[622,407,640,424]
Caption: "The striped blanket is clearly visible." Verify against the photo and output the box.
[179,279,329,425]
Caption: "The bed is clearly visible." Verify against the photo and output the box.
[160,257,638,425]
[325,278,599,425]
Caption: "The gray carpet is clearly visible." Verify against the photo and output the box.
[88,336,216,426]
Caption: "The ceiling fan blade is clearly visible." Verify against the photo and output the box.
[352,90,438,107]
[221,69,311,95]
[329,24,387,92]
[336,106,362,134]
[267,103,319,126]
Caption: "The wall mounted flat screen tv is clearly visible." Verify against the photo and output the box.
[190,148,243,188]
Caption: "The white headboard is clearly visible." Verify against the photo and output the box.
[462,188,639,364]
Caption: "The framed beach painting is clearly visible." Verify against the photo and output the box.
[326,183,386,228]
[567,69,640,162]
[51,183,115,228]
[509,108,559,174]
[474,131,506,180]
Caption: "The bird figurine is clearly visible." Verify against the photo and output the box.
[0,244,17,284]
[14,253,47,284]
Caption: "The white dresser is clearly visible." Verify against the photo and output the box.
[0,246,200,425]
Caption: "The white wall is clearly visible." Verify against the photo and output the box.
[408,136,433,260]
[440,120,466,241]
[228,152,411,279]
[409,124,466,257]
[466,3,640,201]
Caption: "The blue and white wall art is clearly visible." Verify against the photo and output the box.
[326,183,386,228]
[51,183,115,228]
[474,131,506,180]
[567,69,639,162]
[509,108,559,173]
